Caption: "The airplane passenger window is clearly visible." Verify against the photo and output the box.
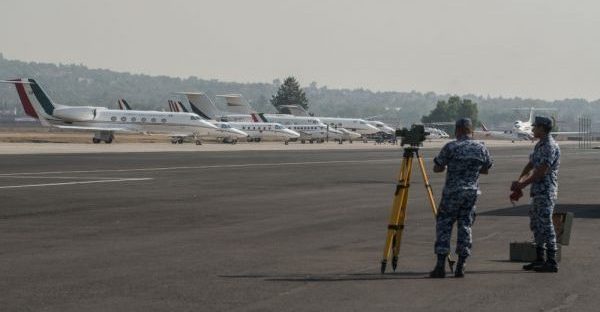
[141,117,147,122]
[161,118,167,123]
[121,117,126,122]
[131,117,136,122]
[111,116,117,122]
[151,118,156,123]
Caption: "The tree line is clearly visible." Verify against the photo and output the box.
[0,53,598,131]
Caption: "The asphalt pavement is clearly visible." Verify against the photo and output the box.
[1,144,599,311]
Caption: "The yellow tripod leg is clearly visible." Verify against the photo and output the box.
[391,156,414,271]
[416,155,437,216]
[380,157,410,273]
[416,155,456,273]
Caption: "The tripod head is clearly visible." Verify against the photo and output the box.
[395,124,429,147]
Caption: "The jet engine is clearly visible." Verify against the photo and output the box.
[53,107,97,121]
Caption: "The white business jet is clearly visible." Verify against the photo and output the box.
[173,93,300,144]
[0,78,220,144]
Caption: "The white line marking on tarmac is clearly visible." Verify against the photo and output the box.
[0,159,398,176]
[0,178,153,189]
[0,176,129,180]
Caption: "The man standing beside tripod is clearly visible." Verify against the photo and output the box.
[430,118,493,278]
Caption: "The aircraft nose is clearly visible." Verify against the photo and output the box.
[287,129,300,138]
[234,128,248,137]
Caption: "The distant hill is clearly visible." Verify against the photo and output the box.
[1,53,597,129]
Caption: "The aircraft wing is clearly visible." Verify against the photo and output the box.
[143,132,192,137]
[296,130,313,137]
[54,125,137,133]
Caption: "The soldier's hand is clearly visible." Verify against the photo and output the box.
[509,188,523,202]
[510,181,520,191]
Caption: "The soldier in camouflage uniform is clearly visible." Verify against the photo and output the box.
[430,118,493,278]
[511,116,560,273]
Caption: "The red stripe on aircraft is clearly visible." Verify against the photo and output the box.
[13,80,38,118]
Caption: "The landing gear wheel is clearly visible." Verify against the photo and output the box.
[284,141,289,145]
[301,140,306,144]
[92,138,101,144]
[105,137,113,144]
[195,140,202,145]
[177,138,184,144]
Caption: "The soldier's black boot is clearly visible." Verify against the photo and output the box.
[454,256,466,278]
[429,254,447,278]
[534,248,559,273]
[523,246,545,271]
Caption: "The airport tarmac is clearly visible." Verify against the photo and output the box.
[0,139,577,155]
[1,143,599,311]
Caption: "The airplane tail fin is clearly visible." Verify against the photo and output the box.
[250,113,261,123]
[481,122,489,131]
[217,94,254,114]
[176,92,219,120]
[117,99,131,110]
[257,113,269,123]
[168,100,190,113]
[277,104,308,116]
[176,101,188,113]
[0,78,58,125]
[168,100,177,112]
[528,107,534,124]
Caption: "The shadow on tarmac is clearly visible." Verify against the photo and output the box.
[220,269,524,282]
[221,272,428,282]
[480,204,600,219]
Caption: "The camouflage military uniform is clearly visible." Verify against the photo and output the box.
[529,135,560,252]
[433,136,493,258]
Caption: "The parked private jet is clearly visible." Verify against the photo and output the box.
[172,94,300,144]
[0,79,220,144]
[222,96,380,135]
[475,108,579,142]
[116,98,248,144]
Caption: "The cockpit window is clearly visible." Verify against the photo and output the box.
[275,125,282,129]
[220,124,231,129]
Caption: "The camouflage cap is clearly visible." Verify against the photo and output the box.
[532,116,553,130]
[455,118,473,129]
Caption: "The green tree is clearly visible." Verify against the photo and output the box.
[270,76,309,111]
[422,96,479,126]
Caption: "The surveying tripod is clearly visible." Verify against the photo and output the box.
[380,145,455,274]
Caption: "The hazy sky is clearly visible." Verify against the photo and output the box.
[1,0,599,100]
